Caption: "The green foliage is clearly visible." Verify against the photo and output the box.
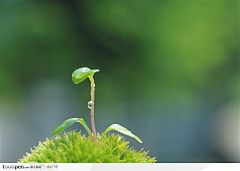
[52,118,92,136]
[18,131,156,163]
[72,67,99,84]
[53,67,143,144]
[104,124,142,143]
[20,67,149,163]
[52,117,143,144]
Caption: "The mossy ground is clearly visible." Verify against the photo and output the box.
[19,130,156,163]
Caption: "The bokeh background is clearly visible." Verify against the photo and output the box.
[0,0,239,163]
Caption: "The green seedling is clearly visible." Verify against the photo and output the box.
[52,67,142,144]
[19,67,156,163]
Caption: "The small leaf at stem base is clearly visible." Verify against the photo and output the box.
[52,118,92,136]
[103,124,143,143]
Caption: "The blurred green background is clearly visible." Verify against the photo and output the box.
[0,0,239,162]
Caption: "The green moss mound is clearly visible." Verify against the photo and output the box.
[18,130,156,163]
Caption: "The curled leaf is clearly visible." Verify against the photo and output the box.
[52,118,92,136]
[72,67,99,84]
[103,124,143,143]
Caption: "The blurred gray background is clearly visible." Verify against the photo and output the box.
[0,0,239,162]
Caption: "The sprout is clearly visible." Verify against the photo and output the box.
[52,67,142,144]
[19,66,155,163]
[72,67,99,84]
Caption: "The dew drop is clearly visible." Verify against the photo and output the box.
[88,101,92,109]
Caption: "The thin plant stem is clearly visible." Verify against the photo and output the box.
[89,75,97,142]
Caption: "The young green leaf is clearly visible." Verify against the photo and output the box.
[72,67,99,84]
[103,124,143,143]
[52,118,92,136]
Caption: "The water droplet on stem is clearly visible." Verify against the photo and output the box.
[88,101,92,109]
